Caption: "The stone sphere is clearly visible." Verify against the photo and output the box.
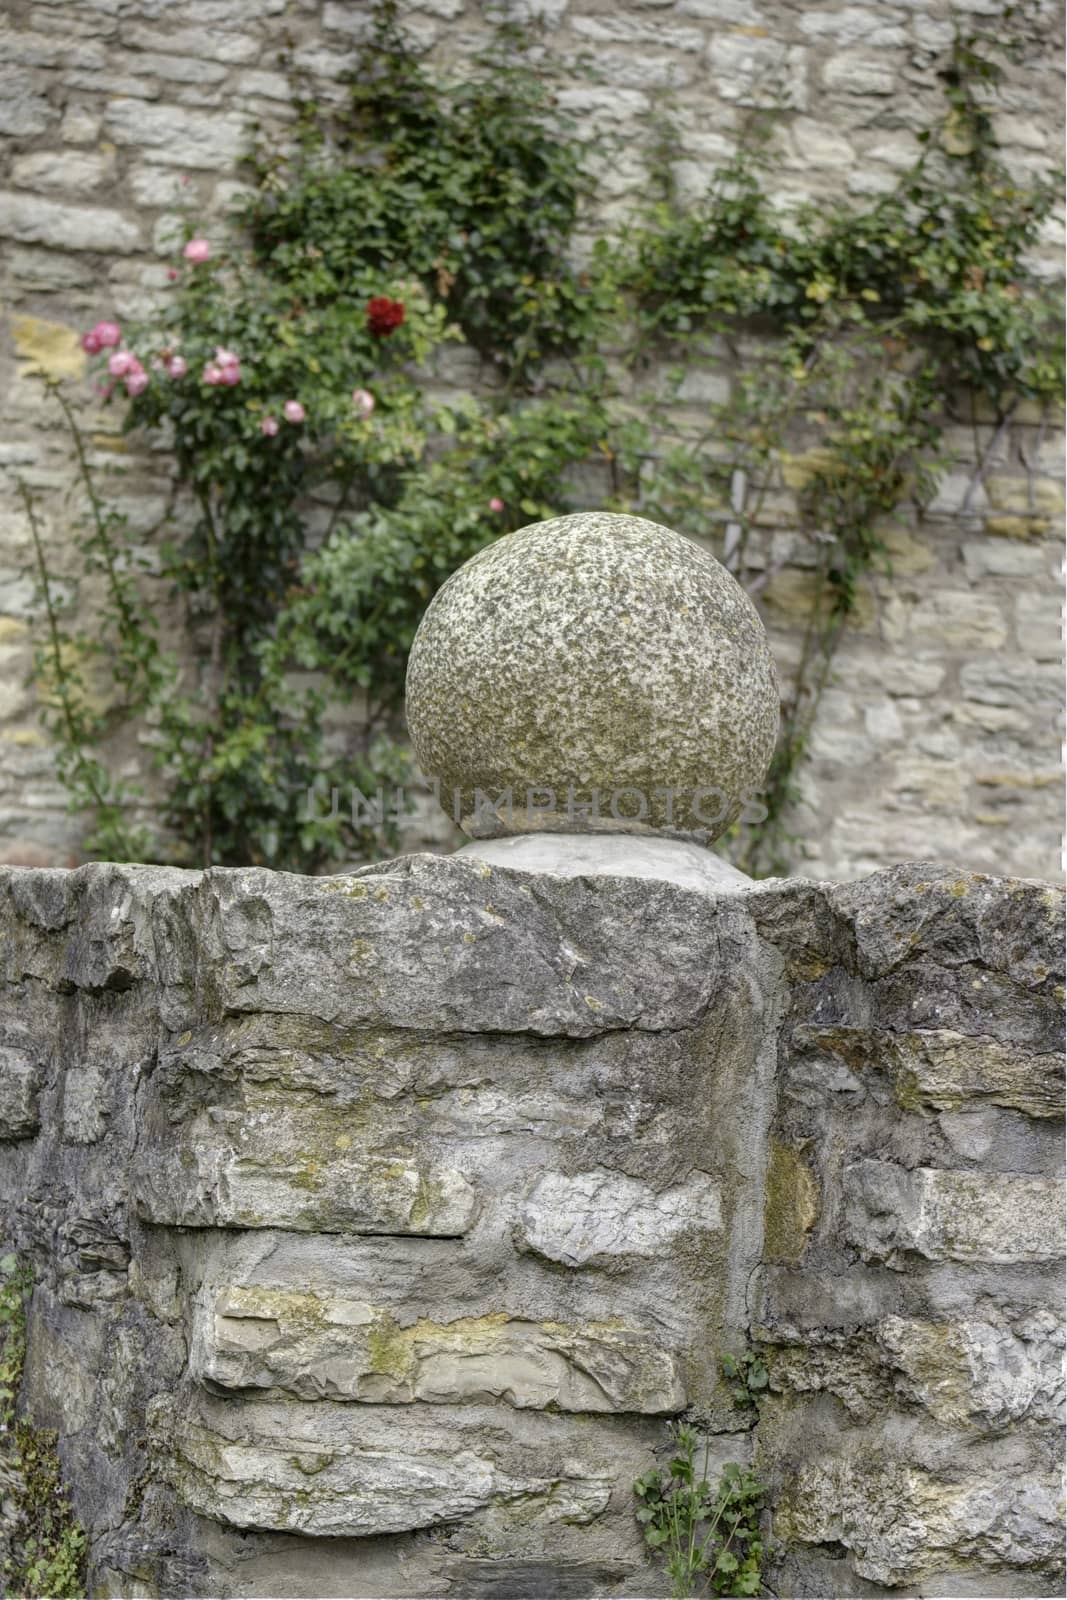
[405,511,780,844]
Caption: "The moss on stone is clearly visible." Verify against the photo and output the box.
[408,1168,447,1229]
[763,1139,820,1264]
[365,1314,416,1382]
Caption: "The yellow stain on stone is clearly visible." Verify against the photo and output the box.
[12,315,86,381]
[1014,398,1065,425]
[881,525,933,576]
[940,108,975,157]
[780,448,838,491]
[0,618,29,646]
[2,728,46,747]
[763,1138,820,1264]
[984,514,1050,540]
[985,476,1065,515]
[92,433,130,453]
[976,770,1059,789]
[761,567,876,632]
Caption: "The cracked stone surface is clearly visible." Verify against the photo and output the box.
[516,1168,723,1268]
[193,1288,686,1413]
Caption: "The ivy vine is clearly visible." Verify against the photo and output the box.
[22,0,1063,873]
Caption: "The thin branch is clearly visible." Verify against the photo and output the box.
[960,399,1017,514]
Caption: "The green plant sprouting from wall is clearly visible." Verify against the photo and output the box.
[635,1422,765,1598]
[720,1348,770,1413]
[24,0,1063,874]
[0,1254,88,1599]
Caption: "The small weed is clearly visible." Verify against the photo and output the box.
[634,1421,765,1598]
[721,1349,769,1411]
[0,1254,88,1600]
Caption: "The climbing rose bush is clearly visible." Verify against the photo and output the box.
[68,223,552,868]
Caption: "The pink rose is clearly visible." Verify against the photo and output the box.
[351,387,375,418]
[219,363,241,386]
[283,399,306,423]
[488,497,505,513]
[108,350,136,377]
[167,268,179,282]
[214,346,239,370]
[166,355,188,378]
[95,321,121,348]
[81,329,102,355]
[202,362,223,385]
[261,416,279,436]
[125,370,149,397]
[183,237,211,264]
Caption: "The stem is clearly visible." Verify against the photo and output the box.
[960,399,1016,513]
[19,479,111,819]
[195,486,225,868]
[50,382,140,643]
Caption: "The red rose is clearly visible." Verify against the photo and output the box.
[366,296,405,337]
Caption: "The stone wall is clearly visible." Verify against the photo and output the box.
[0,0,1064,881]
[0,854,1062,1596]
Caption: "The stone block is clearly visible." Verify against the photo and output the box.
[156,1395,615,1538]
[11,316,86,381]
[193,1288,685,1413]
[185,856,729,1036]
[778,1457,1064,1586]
[962,539,1048,579]
[124,23,260,61]
[843,1161,1065,1265]
[0,193,141,253]
[0,1047,41,1139]
[0,65,55,136]
[875,1313,1065,1428]
[132,1118,477,1235]
[986,475,1065,515]
[571,15,704,50]
[797,7,907,45]
[708,36,808,108]
[104,98,247,168]
[985,514,1051,538]
[1014,591,1063,662]
[11,152,115,193]
[130,51,229,84]
[822,52,897,94]
[793,1025,1065,1118]
[907,591,1008,649]
[516,1168,722,1268]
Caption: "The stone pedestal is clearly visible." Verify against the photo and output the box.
[0,857,1062,1597]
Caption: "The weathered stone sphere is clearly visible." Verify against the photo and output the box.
[405,511,780,844]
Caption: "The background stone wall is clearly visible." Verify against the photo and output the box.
[0,856,1062,1596]
[0,0,1063,882]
